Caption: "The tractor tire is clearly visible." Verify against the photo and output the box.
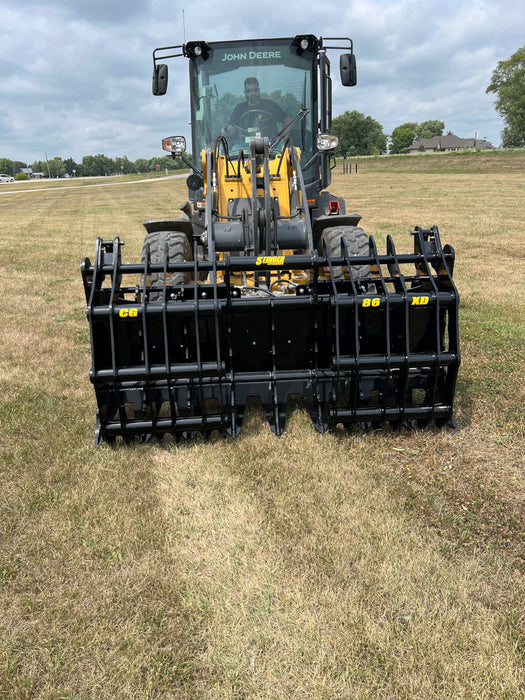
[318,225,369,279]
[141,230,192,300]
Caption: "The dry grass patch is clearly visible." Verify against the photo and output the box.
[149,408,524,697]
[0,161,523,698]
[345,149,525,174]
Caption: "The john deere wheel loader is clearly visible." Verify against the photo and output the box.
[81,35,460,444]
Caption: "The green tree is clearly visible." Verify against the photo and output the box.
[63,157,79,176]
[134,158,149,173]
[146,155,185,172]
[148,157,162,172]
[332,110,387,156]
[389,120,445,153]
[47,157,66,178]
[114,156,135,175]
[501,124,524,148]
[80,155,96,176]
[97,154,116,176]
[30,160,47,175]
[13,160,27,174]
[415,120,445,140]
[0,158,15,176]
[81,154,115,176]
[389,123,418,154]
[486,47,525,147]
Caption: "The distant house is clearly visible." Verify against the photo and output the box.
[20,168,48,179]
[407,135,494,154]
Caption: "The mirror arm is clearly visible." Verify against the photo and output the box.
[176,153,202,176]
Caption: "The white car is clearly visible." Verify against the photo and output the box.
[0,174,15,183]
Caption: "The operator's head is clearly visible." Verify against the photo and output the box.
[244,77,260,106]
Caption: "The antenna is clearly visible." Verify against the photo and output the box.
[182,9,186,43]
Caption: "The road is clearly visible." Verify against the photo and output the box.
[0,172,188,195]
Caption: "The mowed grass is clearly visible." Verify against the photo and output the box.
[0,153,523,698]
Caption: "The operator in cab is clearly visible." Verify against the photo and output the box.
[222,77,290,142]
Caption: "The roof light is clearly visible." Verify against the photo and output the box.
[292,35,318,54]
[184,41,210,60]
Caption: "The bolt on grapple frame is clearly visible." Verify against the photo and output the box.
[81,35,460,444]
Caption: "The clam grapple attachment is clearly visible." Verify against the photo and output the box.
[81,35,459,444]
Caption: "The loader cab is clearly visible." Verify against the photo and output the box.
[187,38,317,179]
[153,35,357,199]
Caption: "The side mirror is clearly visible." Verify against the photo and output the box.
[340,53,357,87]
[152,64,168,95]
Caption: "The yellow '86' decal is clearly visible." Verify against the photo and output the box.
[362,297,380,308]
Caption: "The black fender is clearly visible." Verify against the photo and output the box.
[311,213,362,243]
[142,218,193,236]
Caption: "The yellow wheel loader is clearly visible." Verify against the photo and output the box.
[81,35,460,444]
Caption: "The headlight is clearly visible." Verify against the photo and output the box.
[317,134,339,151]
[162,136,186,154]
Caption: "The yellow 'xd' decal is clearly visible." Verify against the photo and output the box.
[361,296,430,308]
[255,256,285,266]
[118,308,139,318]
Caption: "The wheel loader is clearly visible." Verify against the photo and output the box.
[81,35,460,444]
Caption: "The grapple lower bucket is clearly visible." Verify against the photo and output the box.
[81,226,459,444]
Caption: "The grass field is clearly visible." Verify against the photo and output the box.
[0,151,524,698]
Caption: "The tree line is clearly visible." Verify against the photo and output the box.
[331,114,450,156]
[0,121,453,177]
[0,154,186,179]
[0,116,469,178]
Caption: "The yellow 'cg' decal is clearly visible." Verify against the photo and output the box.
[255,256,285,266]
[118,308,139,318]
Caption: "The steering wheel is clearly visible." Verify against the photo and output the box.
[239,109,274,133]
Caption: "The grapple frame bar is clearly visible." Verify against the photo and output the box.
[81,226,460,444]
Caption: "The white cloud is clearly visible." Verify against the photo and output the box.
[0,0,522,162]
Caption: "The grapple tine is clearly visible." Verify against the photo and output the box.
[82,224,459,445]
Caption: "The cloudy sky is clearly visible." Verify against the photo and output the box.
[1,0,523,164]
